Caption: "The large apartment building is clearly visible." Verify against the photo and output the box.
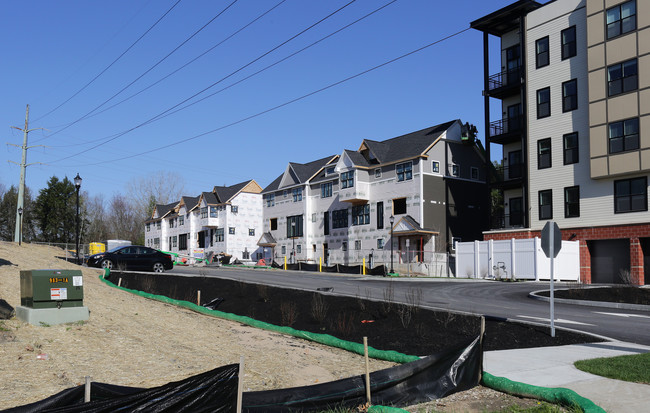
[472,0,650,284]
[259,120,488,270]
[144,180,264,262]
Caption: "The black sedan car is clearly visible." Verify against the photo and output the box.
[86,245,173,273]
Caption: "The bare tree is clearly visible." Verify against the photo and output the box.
[83,193,110,243]
[126,171,186,219]
[107,195,142,244]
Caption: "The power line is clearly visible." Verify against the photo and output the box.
[47,0,289,139]
[46,0,240,139]
[49,0,359,164]
[33,0,184,124]
[57,27,472,168]
[156,0,399,124]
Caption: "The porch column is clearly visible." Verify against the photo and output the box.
[630,237,644,285]
[580,240,591,284]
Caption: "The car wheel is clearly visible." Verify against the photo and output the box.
[152,262,165,273]
[101,259,113,270]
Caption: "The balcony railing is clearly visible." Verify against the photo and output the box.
[490,212,524,230]
[491,164,523,183]
[489,115,523,138]
[488,67,522,92]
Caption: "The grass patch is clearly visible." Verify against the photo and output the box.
[574,352,650,384]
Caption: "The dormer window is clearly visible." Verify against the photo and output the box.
[326,167,335,175]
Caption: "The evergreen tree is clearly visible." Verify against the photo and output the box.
[0,185,37,242]
[35,176,77,243]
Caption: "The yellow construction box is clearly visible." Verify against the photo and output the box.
[89,242,106,255]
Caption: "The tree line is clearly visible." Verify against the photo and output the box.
[0,172,184,248]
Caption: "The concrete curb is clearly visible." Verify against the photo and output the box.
[529,288,650,311]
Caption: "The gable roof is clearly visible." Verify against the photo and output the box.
[392,215,439,235]
[263,155,337,192]
[150,201,178,220]
[349,120,459,167]
[213,180,261,203]
[178,196,199,212]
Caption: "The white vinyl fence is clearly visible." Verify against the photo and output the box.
[455,238,580,281]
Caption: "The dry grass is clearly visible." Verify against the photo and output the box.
[0,241,396,410]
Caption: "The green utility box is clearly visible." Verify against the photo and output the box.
[20,269,84,309]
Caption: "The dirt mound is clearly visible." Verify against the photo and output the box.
[0,241,396,410]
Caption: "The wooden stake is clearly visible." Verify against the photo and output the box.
[363,337,371,405]
[479,316,485,383]
[84,376,91,402]
[197,290,201,306]
[117,278,122,287]
[237,356,244,413]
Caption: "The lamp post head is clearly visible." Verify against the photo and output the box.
[18,207,23,215]
[389,215,394,225]
[74,173,82,189]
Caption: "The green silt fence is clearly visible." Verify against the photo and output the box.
[98,270,604,413]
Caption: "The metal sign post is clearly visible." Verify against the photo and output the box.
[541,221,562,338]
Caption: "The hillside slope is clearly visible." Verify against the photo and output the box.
[0,241,395,410]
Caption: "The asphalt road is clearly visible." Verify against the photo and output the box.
[168,266,650,345]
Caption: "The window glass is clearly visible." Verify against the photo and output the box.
[432,161,439,173]
[396,162,413,181]
[538,139,551,169]
[561,26,576,59]
[607,59,638,96]
[609,118,639,153]
[340,171,354,188]
[564,186,580,218]
[562,79,578,112]
[563,132,579,165]
[615,177,647,213]
[536,37,549,68]
[539,190,553,220]
[607,0,636,39]
[537,87,550,118]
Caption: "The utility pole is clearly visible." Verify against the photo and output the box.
[8,104,43,244]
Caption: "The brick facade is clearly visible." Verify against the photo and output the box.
[484,223,650,285]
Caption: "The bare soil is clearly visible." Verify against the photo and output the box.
[0,241,582,412]
[542,286,650,305]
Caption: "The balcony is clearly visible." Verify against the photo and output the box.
[339,181,370,203]
[490,212,525,230]
[491,164,524,190]
[487,67,522,99]
[489,115,523,145]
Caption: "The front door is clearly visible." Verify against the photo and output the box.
[323,243,329,265]
[508,150,522,179]
[506,45,520,85]
[507,104,521,133]
[198,231,205,248]
[509,197,523,227]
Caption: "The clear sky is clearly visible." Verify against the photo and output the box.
[1,0,535,201]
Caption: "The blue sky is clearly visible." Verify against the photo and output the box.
[1,0,530,201]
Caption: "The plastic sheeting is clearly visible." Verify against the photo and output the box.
[6,337,480,413]
[4,364,239,413]
[242,336,481,412]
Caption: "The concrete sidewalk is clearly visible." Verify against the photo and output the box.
[484,341,650,413]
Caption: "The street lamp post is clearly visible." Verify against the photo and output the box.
[17,207,23,246]
[389,215,395,275]
[74,173,82,265]
[291,221,296,264]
